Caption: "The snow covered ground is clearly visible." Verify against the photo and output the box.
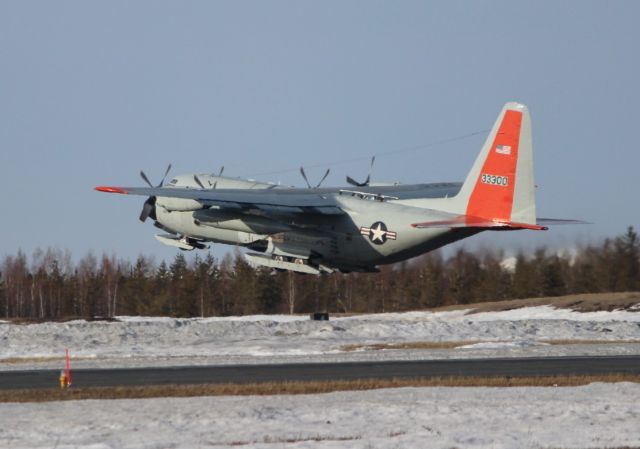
[2,307,640,448]
[1,383,639,449]
[2,305,640,370]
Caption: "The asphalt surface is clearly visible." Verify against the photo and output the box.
[1,356,639,390]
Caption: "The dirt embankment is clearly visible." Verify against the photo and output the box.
[433,292,640,315]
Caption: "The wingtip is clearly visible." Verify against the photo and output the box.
[95,186,129,194]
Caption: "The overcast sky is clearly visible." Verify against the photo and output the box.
[1,1,638,263]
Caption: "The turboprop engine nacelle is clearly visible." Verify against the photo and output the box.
[193,209,292,234]
[156,196,203,212]
[267,232,333,259]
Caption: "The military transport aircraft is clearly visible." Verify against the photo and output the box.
[96,102,579,274]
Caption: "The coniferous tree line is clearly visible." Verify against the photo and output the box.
[0,227,638,320]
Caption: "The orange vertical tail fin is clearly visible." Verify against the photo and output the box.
[456,102,536,226]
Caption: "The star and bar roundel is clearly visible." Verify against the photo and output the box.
[360,221,397,245]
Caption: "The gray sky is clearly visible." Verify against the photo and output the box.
[1,1,638,262]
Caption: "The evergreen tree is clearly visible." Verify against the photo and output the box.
[1,226,639,319]
[170,253,198,317]
[512,252,538,298]
[614,226,640,291]
[153,260,171,315]
[125,255,153,315]
[541,255,567,297]
[229,254,259,315]
[571,245,601,293]
[418,251,447,308]
[447,249,482,304]
[255,268,282,314]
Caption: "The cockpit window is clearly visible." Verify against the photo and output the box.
[169,179,178,185]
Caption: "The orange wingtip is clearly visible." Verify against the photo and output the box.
[95,186,129,194]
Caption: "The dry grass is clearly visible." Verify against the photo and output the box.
[341,339,640,352]
[0,356,94,365]
[0,356,65,365]
[435,291,640,315]
[341,341,477,351]
[1,374,638,403]
[328,292,640,318]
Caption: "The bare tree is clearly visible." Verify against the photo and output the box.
[287,271,295,314]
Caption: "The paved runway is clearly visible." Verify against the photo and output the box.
[1,356,638,390]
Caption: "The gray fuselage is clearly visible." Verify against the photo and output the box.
[154,174,476,271]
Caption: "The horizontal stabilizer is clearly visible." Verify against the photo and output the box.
[411,215,547,231]
[536,218,591,226]
[412,215,589,230]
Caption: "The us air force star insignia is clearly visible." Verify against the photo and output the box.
[359,221,397,245]
[370,222,387,243]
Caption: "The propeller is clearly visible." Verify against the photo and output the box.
[346,156,376,187]
[194,165,225,190]
[193,175,205,189]
[300,167,330,189]
[139,164,171,222]
[209,165,224,188]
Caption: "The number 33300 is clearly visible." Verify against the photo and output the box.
[481,174,508,186]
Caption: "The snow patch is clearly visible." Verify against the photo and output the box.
[2,306,640,370]
[1,383,639,449]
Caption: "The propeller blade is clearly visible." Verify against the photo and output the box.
[364,156,376,186]
[139,197,156,222]
[299,167,311,189]
[366,156,375,185]
[138,165,171,223]
[346,175,361,187]
[316,168,330,188]
[194,175,205,189]
[140,171,154,188]
[157,164,172,187]
[345,156,375,187]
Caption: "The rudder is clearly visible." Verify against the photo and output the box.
[455,102,536,225]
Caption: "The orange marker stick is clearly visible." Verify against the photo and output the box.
[65,348,72,387]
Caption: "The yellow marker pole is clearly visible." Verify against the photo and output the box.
[59,370,67,389]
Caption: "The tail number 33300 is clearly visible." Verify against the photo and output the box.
[481,173,508,187]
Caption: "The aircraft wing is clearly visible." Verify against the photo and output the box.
[95,185,346,216]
